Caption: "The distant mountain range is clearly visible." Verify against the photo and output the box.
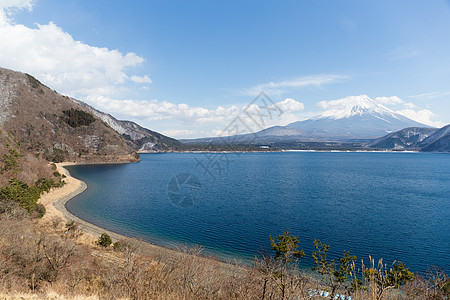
[368,125,450,152]
[183,95,430,145]
[73,99,185,152]
[1,66,448,159]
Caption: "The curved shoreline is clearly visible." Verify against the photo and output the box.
[39,163,238,267]
[40,163,132,243]
[40,163,173,251]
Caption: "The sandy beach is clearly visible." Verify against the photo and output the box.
[39,162,128,244]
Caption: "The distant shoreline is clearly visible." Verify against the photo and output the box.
[138,149,422,154]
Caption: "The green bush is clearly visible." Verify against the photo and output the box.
[312,239,358,297]
[0,178,40,213]
[0,177,65,215]
[2,147,20,172]
[51,148,69,163]
[36,177,55,193]
[97,233,112,247]
[62,108,95,128]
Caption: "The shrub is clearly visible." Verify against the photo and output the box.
[51,148,69,163]
[97,233,112,247]
[113,239,131,252]
[312,239,358,297]
[0,178,40,213]
[62,108,95,128]
[2,147,20,172]
[0,177,64,215]
[36,177,55,193]
[34,203,46,218]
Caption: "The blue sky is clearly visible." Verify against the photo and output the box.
[1,0,449,138]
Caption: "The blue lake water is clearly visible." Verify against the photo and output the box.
[66,152,450,273]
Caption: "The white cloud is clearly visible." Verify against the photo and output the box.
[409,91,450,99]
[0,3,146,98]
[86,95,241,124]
[0,0,33,24]
[374,95,446,127]
[402,102,417,109]
[396,109,445,128]
[376,95,418,110]
[241,74,348,96]
[242,97,305,128]
[130,75,152,84]
[389,46,420,60]
[375,96,404,105]
[161,129,194,138]
[275,97,304,112]
[85,95,306,137]
[265,97,305,126]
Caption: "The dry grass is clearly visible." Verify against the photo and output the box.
[0,202,448,300]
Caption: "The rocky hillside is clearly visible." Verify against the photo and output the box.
[366,127,438,150]
[420,124,450,152]
[0,67,139,163]
[0,67,184,165]
[73,99,185,152]
[0,127,54,186]
[367,125,450,152]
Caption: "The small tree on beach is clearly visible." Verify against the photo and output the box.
[312,239,358,298]
[269,228,305,300]
[97,233,112,247]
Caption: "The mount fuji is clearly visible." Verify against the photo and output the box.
[284,95,429,141]
[183,95,432,146]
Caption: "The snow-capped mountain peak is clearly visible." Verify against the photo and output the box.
[286,95,429,140]
[317,95,398,120]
